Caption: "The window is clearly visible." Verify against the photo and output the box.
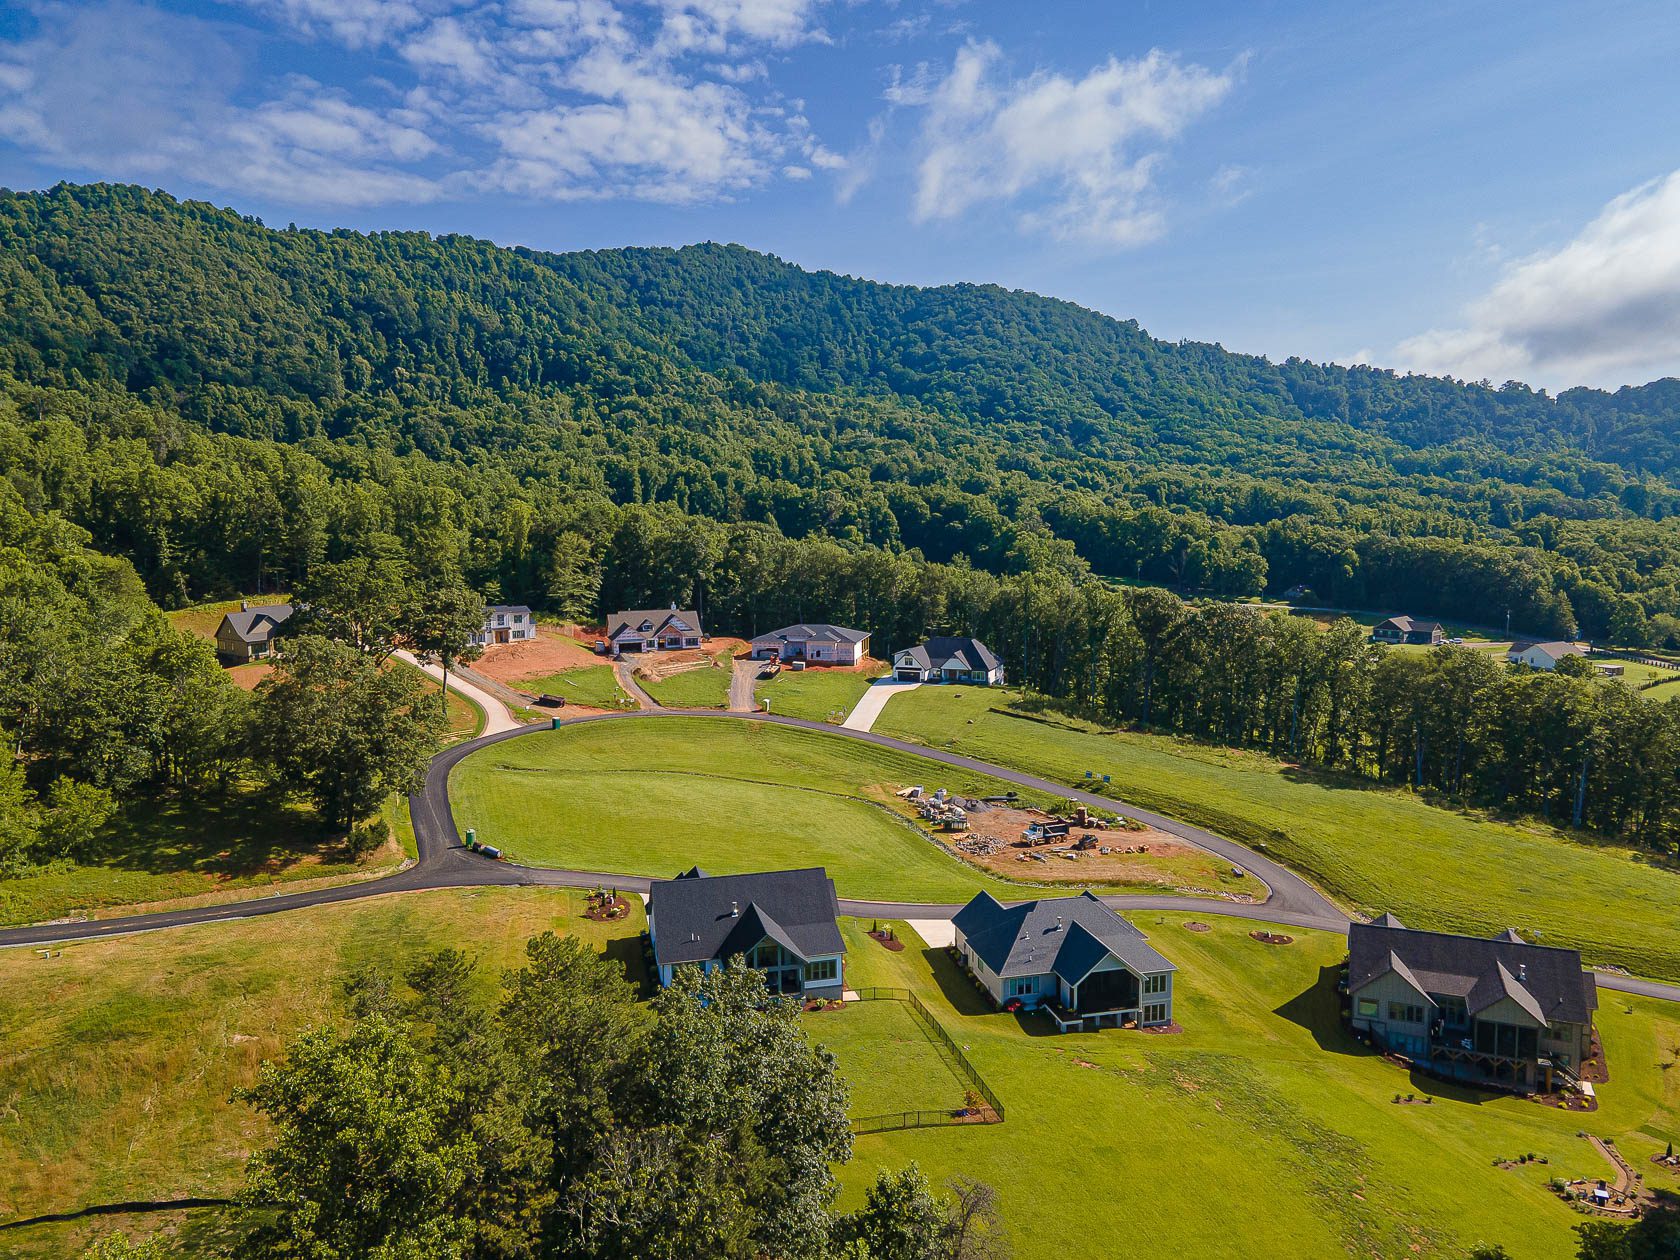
[804,959,838,984]
[1006,977,1037,998]
[1388,1002,1425,1024]
[1143,973,1169,996]
[514,614,524,624]
[1356,998,1379,1018]
[1143,1003,1168,1024]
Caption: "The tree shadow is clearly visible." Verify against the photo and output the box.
[83,784,346,878]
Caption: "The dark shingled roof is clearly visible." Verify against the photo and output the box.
[952,890,1175,982]
[1375,616,1442,634]
[750,623,870,646]
[218,603,293,643]
[607,608,703,641]
[649,867,844,968]
[896,636,1001,673]
[1348,919,1596,1026]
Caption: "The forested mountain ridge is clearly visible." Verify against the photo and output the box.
[4,181,1680,642]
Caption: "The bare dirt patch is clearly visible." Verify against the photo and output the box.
[633,639,747,683]
[475,625,604,682]
[910,795,1220,889]
[226,662,273,691]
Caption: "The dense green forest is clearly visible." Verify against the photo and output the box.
[6,181,1680,856]
[4,182,1680,641]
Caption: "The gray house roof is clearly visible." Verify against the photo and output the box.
[750,623,870,647]
[608,607,703,641]
[1374,616,1442,635]
[896,636,1001,674]
[486,604,533,617]
[1348,919,1596,1026]
[649,867,844,968]
[218,603,293,643]
[953,890,1175,983]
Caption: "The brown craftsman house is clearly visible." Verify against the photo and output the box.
[1347,914,1597,1093]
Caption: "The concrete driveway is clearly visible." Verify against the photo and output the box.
[841,679,919,731]
[396,650,523,735]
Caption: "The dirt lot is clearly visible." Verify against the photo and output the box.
[893,794,1221,888]
[473,625,603,683]
[632,639,746,682]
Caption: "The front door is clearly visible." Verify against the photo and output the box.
[495,628,510,644]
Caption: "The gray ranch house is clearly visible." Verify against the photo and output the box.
[1347,914,1597,1092]
[749,623,871,665]
[214,601,293,664]
[892,636,1004,685]
[471,604,534,647]
[952,890,1176,1032]
[647,866,845,998]
[1371,616,1444,646]
[608,606,703,653]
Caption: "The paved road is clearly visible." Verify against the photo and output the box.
[396,651,524,735]
[6,705,1680,1011]
[841,679,920,731]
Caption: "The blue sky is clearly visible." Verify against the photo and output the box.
[1,0,1677,391]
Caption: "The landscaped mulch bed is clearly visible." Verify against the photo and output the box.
[1249,930,1294,945]
[802,997,844,1012]
[1140,1020,1184,1036]
[1182,921,1211,932]
[584,893,632,922]
[868,929,906,952]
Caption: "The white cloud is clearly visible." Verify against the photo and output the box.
[899,41,1236,246]
[1398,170,1680,390]
[0,2,441,206]
[2,0,840,210]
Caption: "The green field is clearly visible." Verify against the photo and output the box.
[516,663,634,709]
[637,657,734,708]
[830,916,1680,1260]
[805,997,970,1119]
[876,687,1680,979]
[757,666,883,721]
[0,888,646,1257]
[449,720,1238,901]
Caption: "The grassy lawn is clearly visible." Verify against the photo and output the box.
[828,914,1680,1260]
[805,998,970,1119]
[757,666,884,722]
[449,720,1241,902]
[0,888,646,1256]
[0,786,405,927]
[517,663,635,709]
[875,687,1680,979]
[637,658,734,708]
[401,663,485,743]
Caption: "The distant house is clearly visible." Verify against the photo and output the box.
[1281,584,1317,603]
[1347,915,1597,1092]
[214,601,293,663]
[647,866,845,997]
[1371,616,1444,646]
[471,604,535,648]
[951,890,1176,1033]
[749,623,871,664]
[607,606,703,653]
[892,636,1004,685]
[1507,641,1586,671]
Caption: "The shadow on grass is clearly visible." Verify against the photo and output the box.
[1274,963,1371,1057]
[921,948,998,1018]
[602,933,653,998]
[82,784,344,878]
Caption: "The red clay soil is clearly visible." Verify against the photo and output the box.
[868,929,906,952]
[1249,931,1294,945]
[473,626,604,683]
[226,662,273,691]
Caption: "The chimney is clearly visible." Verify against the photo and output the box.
[730,900,739,918]
[240,600,249,611]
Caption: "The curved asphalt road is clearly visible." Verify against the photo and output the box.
[3,707,1677,1009]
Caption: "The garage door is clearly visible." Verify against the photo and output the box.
[896,669,921,681]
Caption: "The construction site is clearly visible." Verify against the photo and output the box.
[890,785,1249,893]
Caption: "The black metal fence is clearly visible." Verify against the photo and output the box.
[847,987,1005,1135]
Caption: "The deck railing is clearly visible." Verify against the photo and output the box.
[847,987,1005,1134]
